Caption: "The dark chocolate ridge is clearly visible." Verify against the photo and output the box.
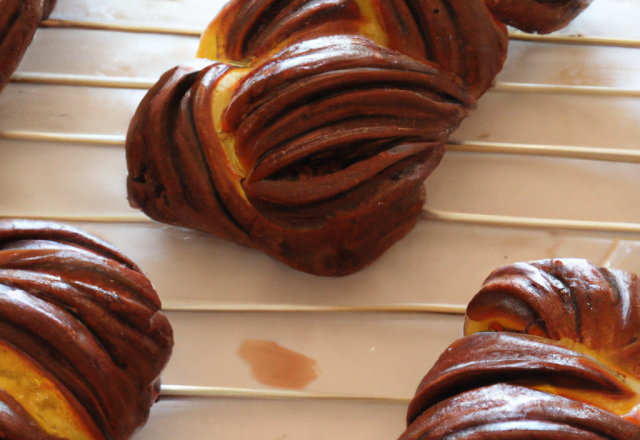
[221,36,471,211]
[219,0,362,61]
[210,0,507,97]
[466,259,640,378]
[0,220,140,272]
[399,384,640,439]
[0,243,159,313]
[126,60,252,245]
[400,0,508,97]
[0,285,129,440]
[0,268,170,382]
[224,35,472,165]
[406,332,635,426]
[127,38,458,275]
[0,220,173,440]
[403,260,640,439]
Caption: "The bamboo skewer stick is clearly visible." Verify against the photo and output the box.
[446,141,640,163]
[10,72,156,89]
[493,82,640,97]
[508,32,640,49]
[159,385,411,403]
[423,210,640,234]
[39,18,640,49]
[41,18,202,37]
[161,300,467,314]
[0,130,125,145]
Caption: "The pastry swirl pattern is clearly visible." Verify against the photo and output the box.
[126,0,593,276]
[0,219,173,440]
[126,1,488,276]
[400,259,640,439]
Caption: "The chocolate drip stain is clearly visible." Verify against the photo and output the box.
[239,339,318,390]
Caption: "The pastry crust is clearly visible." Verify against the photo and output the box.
[126,0,510,276]
[401,259,640,439]
[125,0,589,276]
[0,219,173,440]
[203,0,508,98]
[127,35,474,276]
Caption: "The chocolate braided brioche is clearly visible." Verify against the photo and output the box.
[400,259,640,439]
[126,0,592,276]
[0,219,173,440]
[0,0,57,95]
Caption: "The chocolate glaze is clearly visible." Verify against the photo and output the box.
[401,384,640,439]
[467,258,640,377]
[0,219,173,440]
[400,259,640,439]
[212,0,508,98]
[485,0,593,34]
[0,0,57,95]
[127,36,472,276]
[383,0,508,98]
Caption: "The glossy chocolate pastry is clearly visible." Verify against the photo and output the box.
[400,259,640,439]
[485,0,594,34]
[202,0,508,98]
[126,0,511,276]
[0,0,57,94]
[0,219,173,440]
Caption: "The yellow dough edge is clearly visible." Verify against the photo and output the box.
[465,317,640,420]
[0,340,97,440]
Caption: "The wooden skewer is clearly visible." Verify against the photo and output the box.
[159,385,411,403]
[509,32,640,49]
[41,18,202,37]
[423,210,640,234]
[446,141,640,163]
[0,130,125,145]
[161,300,466,315]
[40,18,640,49]
[492,82,640,98]
[10,72,156,89]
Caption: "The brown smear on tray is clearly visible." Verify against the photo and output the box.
[239,339,318,389]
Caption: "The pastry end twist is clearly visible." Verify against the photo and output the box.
[0,219,173,440]
[401,259,640,439]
